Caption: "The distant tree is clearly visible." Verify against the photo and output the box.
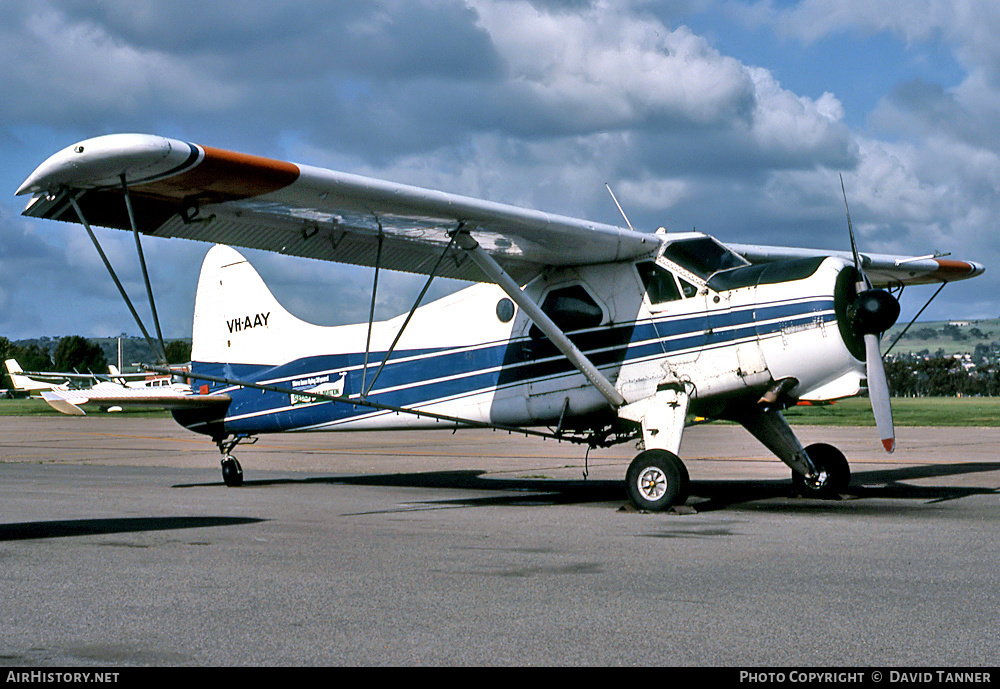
[943,323,969,341]
[53,336,107,373]
[0,336,12,389]
[1,337,56,389]
[13,343,54,372]
[164,340,191,364]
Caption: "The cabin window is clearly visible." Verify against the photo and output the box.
[661,237,748,280]
[636,261,682,304]
[529,285,603,339]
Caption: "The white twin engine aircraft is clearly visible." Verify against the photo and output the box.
[16,134,984,510]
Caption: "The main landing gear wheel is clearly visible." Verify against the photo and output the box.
[221,455,244,487]
[625,449,690,512]
[792,443,850,498]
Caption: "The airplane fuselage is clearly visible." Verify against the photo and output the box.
[175,243,865,443]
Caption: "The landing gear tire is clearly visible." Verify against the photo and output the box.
[221,455,244,487]
[792,443,849,498]
[625,449,689,512]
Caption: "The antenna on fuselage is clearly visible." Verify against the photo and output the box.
[605,183,635,232]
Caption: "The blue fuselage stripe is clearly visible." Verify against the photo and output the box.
[193,298,835,433]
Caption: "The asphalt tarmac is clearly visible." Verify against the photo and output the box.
[2,416,999,667]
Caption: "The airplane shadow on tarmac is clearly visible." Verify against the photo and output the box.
[0,516,266,541]
[8,465,994,541]
[175,461,1000,514]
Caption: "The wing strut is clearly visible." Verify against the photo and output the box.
[362,231,459,397]
[453,231,626,408]
[66,190,167,364]
[121,175,167,363]
[883,282,947,357]
[360,225,384,396]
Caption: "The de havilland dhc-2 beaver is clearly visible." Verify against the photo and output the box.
[16,134,985,511]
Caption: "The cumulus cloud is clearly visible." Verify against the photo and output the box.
[728,0,1000,313]
[0,7,243,126]
[1,0,998,337]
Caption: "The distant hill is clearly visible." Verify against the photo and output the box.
[884,318,999,358]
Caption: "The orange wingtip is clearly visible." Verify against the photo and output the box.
[882,438,896,453]
[932,259,985,280]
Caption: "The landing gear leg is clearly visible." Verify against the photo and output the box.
[619,385,692,511]
[736,407,851,499]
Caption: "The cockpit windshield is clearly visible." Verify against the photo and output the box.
[661,237,749,280]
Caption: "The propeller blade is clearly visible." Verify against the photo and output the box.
[864,333,895,453]
[841,174,863,277]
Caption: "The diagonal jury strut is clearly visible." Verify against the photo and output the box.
[362,230,459,397]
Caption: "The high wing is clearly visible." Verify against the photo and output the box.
[16,134,983,287]
[727,243,984,288]
[16,134,657,285]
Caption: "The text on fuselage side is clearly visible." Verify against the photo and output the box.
[227,312,270,333]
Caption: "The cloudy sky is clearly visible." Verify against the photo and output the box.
[2,0,998,341]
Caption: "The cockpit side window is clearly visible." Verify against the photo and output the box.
[636,261,682,304]
[661,237,749,280]
[679,277,698,298]
[529,284,604,339]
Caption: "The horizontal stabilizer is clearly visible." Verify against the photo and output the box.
[40,386,230,415]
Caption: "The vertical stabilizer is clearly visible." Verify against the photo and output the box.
[191,245,325,366]
[5,359,58,392]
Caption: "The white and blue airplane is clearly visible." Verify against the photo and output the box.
[16,134,985,510]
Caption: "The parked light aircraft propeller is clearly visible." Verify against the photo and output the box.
[16,134,985,510]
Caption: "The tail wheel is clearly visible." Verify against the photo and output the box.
[221,455,244,487]
[625,449,689,512]
[792,443,850,498]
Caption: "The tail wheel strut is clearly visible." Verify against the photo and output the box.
[215,435,255,487]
